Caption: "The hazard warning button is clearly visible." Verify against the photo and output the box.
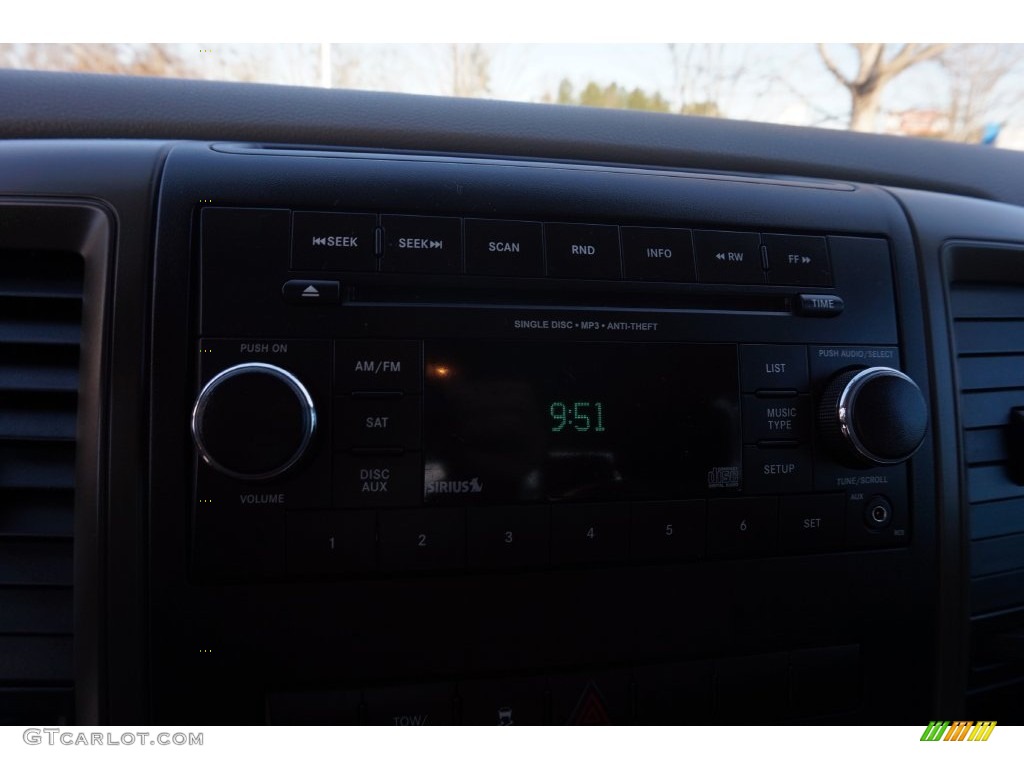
[550,674,631,725]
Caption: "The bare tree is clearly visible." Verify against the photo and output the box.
[0,43,197,78]
[818,43,948,131]
[668,43,750,117]
[939,44,1024,143]
[450,44,490,98]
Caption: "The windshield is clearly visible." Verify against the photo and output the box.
[3,43,1022,149]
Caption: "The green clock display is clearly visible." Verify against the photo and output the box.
[549,401,606,433]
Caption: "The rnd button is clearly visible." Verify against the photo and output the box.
[335,453,422,507]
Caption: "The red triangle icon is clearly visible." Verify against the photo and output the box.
[568,682,611,725]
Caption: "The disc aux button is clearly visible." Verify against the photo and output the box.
[334,453,422,508]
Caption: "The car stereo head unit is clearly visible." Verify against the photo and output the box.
[188,205,927,581]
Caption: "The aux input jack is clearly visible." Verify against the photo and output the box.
[864,495,893,530]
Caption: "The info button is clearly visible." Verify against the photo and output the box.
[621,227,696,282]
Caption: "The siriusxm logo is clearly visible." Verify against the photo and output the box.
[426,477,483,495]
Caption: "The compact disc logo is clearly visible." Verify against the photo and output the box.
[426,477,484,495]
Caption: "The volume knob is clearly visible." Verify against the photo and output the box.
[191,363,317,481]
[818,366,927,467]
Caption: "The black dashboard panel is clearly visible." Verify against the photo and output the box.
[151,144,936,724]
[1,70,1024,725]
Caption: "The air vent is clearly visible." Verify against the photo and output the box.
[0,238,82,722]
[947,242,1024,716]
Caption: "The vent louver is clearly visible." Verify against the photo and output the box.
[948,242,1024,716]
[0,247,82,724]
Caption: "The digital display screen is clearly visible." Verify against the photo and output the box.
[423,342,740,504]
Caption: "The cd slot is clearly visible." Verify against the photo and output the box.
[346,279,792,313]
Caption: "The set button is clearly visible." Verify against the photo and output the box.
[778,494,845,553]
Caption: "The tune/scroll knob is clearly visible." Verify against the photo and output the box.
[191,362,317,481]
[817,366,928,468]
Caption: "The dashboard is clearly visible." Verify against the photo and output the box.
[2,68,1024,725]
